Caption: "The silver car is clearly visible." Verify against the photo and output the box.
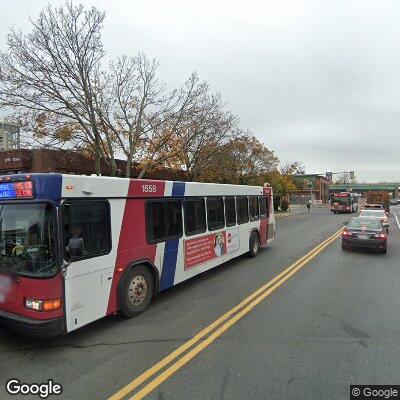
[359,209,389,232]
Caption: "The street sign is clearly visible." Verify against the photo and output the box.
[326,172,332,180]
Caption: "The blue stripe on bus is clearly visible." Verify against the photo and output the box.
[32,174,63,205]
[160,239,180,290]
[171,181,185,197]
[160,181,186,290]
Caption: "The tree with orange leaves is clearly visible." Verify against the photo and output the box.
[195,134,279,185]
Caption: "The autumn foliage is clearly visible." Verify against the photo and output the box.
[0,1,303,198]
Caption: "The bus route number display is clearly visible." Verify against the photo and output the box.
[0,181,34,199]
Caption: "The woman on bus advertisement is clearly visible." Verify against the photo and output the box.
[214,232,225,257]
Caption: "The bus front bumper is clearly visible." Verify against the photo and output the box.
[0,308,64,338]
[331,208,351,213]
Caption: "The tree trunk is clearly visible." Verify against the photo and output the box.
[109,157,117,177]
[95,154,101,176]
[93,133,102,176]
[125,155,132,178]
[138,166,147,179]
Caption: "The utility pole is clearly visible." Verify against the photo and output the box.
[305,178,313,204]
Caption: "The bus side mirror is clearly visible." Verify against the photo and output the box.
[68,238,84,260]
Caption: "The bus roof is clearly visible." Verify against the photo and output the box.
[0,173,272,201]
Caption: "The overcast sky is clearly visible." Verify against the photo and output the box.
[0,0,399,182]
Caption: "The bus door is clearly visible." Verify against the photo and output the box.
[262,188,275,243]
[62,200,118,332]
[267,195,275,241]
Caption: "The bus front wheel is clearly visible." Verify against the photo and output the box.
[249,231,260,258]
[119,265,154,318]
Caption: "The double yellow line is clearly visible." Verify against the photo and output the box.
[109,227,343,400]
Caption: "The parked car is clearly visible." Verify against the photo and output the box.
[342,217,387,253]
[359,209,389,232]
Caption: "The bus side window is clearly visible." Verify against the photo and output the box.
[259,196,269,219]
[185,198,206,236]
[166,199,183,239]
[92,202,111,253]
[62,204,70,245]
[147,200,166,243]
[147,199,183,243]
[249,196,259,221]
[63,200,111,260]
[225,197,236,227]
[207,197,225,231]
[236,196,249,224]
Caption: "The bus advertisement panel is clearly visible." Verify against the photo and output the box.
[184,227,240,270]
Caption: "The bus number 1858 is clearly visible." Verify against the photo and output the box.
[141,184,157,193]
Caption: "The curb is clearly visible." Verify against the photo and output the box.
[275,211,307,219]
[275,206,329,219]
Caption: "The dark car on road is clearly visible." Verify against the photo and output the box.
[342,217,387,254]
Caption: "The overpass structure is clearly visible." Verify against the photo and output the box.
[329,183,400,198]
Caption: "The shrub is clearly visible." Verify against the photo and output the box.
[281,199,289,212]
[274,197,280,211]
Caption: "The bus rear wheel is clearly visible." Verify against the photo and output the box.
[249,231,260,258]
[119,265,154,318]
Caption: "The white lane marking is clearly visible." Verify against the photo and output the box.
[393,212,400,230]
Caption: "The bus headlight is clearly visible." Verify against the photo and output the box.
[25,298,61,312]
[25,299,42,311]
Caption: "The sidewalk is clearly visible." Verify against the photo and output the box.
[275,204,328,218]
[275,207,306,219]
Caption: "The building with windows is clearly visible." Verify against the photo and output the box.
[0,121,20,150]
[290,174,331,204]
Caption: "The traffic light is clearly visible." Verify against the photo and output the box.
[349,171,354,179]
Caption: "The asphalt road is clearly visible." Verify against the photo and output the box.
[1,206,399,400]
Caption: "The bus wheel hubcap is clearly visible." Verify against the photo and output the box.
[253,239,258,253]
[128,275,147,305]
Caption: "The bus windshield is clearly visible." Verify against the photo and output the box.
[332,195,350,206]
[0,203,57,277]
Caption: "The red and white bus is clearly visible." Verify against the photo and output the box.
[0,174,275,337]
[331,192,358,214]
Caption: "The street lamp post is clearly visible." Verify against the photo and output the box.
[305,179,313,204]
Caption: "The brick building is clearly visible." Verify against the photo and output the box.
[0,148,186,180]
[290,174,331,204]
